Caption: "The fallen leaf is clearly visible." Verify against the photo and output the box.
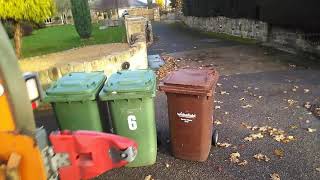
[253,153,270,162]
[242,104,253,109]
[304,102,311,109]
[289,125,298,129]
[304,89,310,93]
[244,133,264,141]
[270,173,281,180]
[258,126,268,132]
[217,142,232,148]
[238,160,248,166]
[220,91,229,95]
[287,99,298,106]
[287,135,294,140]
[307,128,317,133]
[241,122,252,129]
[273,134,285,142]
[214,120,222,125]
[274,149,284,158]
[144,175,154,180]
[230,152,240,163]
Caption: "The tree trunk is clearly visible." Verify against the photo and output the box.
[13,21,22,58]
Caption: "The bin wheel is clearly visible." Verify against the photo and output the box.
[212,130,219,146]
[121,62,130,70]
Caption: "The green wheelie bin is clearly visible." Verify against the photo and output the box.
[44,72,108,131]
[99,70,157,167]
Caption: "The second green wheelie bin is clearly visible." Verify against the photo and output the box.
[44,72,108,131]
[99,70,157,167]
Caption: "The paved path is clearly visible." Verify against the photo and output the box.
[148,22,237,55]
[35,22,320,180]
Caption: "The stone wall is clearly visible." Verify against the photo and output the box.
[182,16,268,42]
[128,8,160,21]
[182,16,320,56]
[125,16,147,44]
[267,27,320,56]
[37,17,149,88]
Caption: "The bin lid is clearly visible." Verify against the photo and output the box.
[44,72,106,102]
[160,69,219,96]
[99,70,156,100]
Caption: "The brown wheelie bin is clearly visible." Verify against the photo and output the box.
[159,69,219,161]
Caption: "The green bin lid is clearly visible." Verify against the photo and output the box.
[44,72,106,102]
[99,70,156,100]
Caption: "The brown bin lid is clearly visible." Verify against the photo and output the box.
[160,69,219,96]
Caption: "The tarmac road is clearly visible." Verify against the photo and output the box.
[35,22,320,180]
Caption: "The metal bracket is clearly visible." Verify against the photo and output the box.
[109,146,137,163]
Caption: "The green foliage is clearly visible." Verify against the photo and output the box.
[156,0,165,8]
[20,24,126,58]
[3,21,14,38]
[0,0,55,23]
[70,0,92,39]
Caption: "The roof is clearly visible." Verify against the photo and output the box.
[93,0,147,10]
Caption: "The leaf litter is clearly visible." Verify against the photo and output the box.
[229,152,248,166]
[270,173,281,180]
[217,142,232,148]
[307,128,317,133]
[241,123,295,143]
[214,120,222,125]
[274,149,285,159]
[253,153,270,162]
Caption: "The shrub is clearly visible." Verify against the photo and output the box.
[70,0,92,39]
[54,16,61,21]
[21,22,33,36]
[3,20,34,38]
[3,21,14,38]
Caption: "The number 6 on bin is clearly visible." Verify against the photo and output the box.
[128,115,137,130]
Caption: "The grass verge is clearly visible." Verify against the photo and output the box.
[20,23,126,58]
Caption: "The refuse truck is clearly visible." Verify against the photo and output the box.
[0,23,138,180]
